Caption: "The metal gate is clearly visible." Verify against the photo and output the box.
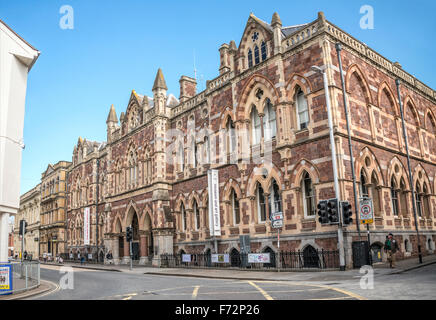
[352,241,370,268]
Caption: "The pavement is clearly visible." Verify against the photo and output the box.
[0,280,57,300]
[39,254,436,282]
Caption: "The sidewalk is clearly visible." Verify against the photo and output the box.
[40,254,436,282]
[0,280,57,300]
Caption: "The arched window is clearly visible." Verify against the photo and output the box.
[415,182,422,217]
[231,188,240,225]
[391,177,399,216]
[256,183,267,222]
[399,178,408,217]
[248,49,253,68]
[254,45,260,65]
[179,144,184,172]
[261,41,267,61]
[251,107,261,145]
[202,136,210,165]
[181,203,187,231]
[269,179,282,215]
[263,98,276,141]
[302,171,315,217]
[359,171,369,198]
[226,119,236,156]
[423,183,430,218]
[190,138,197,168]
[193,200,200,230]
[128,151,137,187]
[295,87,309,130]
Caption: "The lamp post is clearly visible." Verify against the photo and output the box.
[311,65,345,271]
[395,79,423,264]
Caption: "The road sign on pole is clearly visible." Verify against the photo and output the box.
[359,197,373,224]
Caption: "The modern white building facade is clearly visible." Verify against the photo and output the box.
[0,19,39,262]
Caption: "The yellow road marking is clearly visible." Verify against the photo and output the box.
[247,281,274,300]
[192,286,200,299]
[307,296,356,300]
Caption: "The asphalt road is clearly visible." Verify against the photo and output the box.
[31,263,436,300]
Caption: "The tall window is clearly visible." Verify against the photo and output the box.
[269,179,282,215]
[231,189,240,225]
[263,98,276,141]
[226,119,236,155]
[391,177,399,216]
[423,184,430,218]
[360,172,369,198]
[193,200,200,230]
[400,179,408,216]
[128,151,137,187]
[302,171,315,217]
[179,144,184,172]
[256,183,267,222]
[204,136,211,165]
[254,45,260,65]
[191,139,197,168]
[415,182,422,217]
[248,49,253,68]
[296,87,309,130]
[181,203,187,231]
[251,107,262,145]
[261,41,267,61]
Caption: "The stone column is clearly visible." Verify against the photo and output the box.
[121,236,130,265]
[152,228,174,267]
[139,232,149,265]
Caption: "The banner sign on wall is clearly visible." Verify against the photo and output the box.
[84,207,90,245]
[248,253,271,263]
[0,264,12,295]
[211,254,229,263]
[208,169,221,237]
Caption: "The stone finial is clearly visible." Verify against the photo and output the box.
[271,12,282,27]
[318,11,326,25]
[106,104,118,124]
[152,68,168,91]
[120,112,125,122]
[229,40,237,51]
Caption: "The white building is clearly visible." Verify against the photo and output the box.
[0,19,39,262]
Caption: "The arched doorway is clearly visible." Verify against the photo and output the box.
[131,212,140,261]
[230,248,240,267]
[303,245,320,268]
[204,248,212,267]
[263,247,276,268]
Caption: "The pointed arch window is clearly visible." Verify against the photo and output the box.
[423,183,430,218]
[193,200,200,230]
[415,182,422,217]
[248,49,253,68]
[296,87,309,130]
[263,98,276,141]
[399,179,408,217]
[256,183,267,222]
[179,143,185,172]
[204,136,211,165]
[231,188,240,225]
[261,41,267,61]
[181,203,187,231]
[226,118,236,156]
[391,177,399,216]
[128,151,138,187]
[251,107,261,145]
[254,45,260,65]
[359,171,369,198]
[302,171,315,217]
[269,179,282,215]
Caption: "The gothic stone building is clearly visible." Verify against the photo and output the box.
[66,12,436,267]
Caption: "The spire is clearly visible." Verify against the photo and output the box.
[271,12,282,27]
[106,104,118,123]
[152,68,168,91]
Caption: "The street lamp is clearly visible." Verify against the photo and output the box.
[311,65,346,271]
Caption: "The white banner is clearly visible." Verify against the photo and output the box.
[208,169,221,237]
[248,253,271,263]
[182,254,191,263]
[211,254,229,263]
[84,207,90,245]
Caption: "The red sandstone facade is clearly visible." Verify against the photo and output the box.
[64,12,436,267]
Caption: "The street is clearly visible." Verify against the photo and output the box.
[30,263,436,300]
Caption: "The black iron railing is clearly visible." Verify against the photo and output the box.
[160,249,339,270]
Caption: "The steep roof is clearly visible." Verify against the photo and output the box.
[152,68,168,91]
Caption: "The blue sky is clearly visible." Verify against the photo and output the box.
[1,0,435,194]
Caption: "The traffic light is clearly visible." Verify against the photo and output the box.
[126,226,133,242]
[327,198,339,223]
[19,220,28,236]
[317,200,329,224]
[341,201,353,225]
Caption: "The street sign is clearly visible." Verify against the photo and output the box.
[271,219,283,228]
[271,212,283,221]
[359,197,373,224]
[0,264,12,295]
